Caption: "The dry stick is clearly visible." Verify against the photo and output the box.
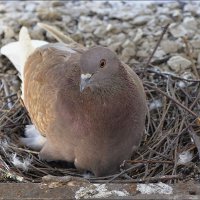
[144,83,199,119]
[1,78,13,109]
[107,163,143,183]
[145,23,170,68]
[126,160,173,164]
[182,36,200,79]
[93,174,182,183]
[146,67,200,82]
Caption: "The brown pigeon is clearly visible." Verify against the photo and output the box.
[1,24,147,177]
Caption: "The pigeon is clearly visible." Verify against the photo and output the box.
[1,24,147,177]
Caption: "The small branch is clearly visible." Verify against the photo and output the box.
[144,83,199,119]
[1,78,13,109]
[107,164,143,183]
[145,23,170,67]
[126,159,173,164]
[92,175,182,183]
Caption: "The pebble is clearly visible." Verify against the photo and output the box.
[167,56,192,72]
[183,16,197,30]
[3,26,15,39]
[0,1,200,78]
[37,8,62,21]
[161,40,179,54]
[121,47,136,63]
[132,15,152,26]
[169,24,188,38]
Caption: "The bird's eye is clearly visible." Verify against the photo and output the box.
[99,59,106,68]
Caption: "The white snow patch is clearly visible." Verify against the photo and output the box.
[177,151,193,164]
[75,184,129,199]
[137,182,173,195]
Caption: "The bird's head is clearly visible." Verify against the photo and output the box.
[79,46,121,92]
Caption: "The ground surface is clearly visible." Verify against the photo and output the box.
[1,0,200,199]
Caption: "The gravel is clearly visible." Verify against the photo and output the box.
[0,0,200,95]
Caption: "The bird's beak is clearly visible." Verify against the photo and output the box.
[80,73,92,92]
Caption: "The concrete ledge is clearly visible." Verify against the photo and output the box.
[0,180,199,199]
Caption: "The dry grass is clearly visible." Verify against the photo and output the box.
[0,24,200,184]
[0,64,200,183]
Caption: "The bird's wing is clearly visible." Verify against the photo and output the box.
[23,43,83,136]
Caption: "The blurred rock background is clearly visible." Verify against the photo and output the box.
[0,0,200,97]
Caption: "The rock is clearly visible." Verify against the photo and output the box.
[109,42,121,52]
[133,28,143,43]
[93,26,107,38]
[30,25,45,40]
[158,15,172,24]
[136,50,149,58]
[190,40,200,49]
[184,3,199,15]
[132,15,152,26]
[111,33,126,44]
[121,47,136,62]
[37,8,62,21]
[161,40,179,54]
[171,9,182,21]
[183,16,197,30]
[51,1,65,7]
[167,56,192,72]
[3,26,15,39]
[25,3,36,12]
[0,4,6,13]
[169,24,188,38]
[154,49,166,58]
[78,16,102,33]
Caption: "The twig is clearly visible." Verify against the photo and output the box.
[1,78,13,109]
[107,164,143,183]
[126,160,173,164]
[182,36,199,78]
[92,174,183,183]
[145,23,170,67]
[144,82,199,118]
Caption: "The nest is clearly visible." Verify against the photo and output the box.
[0,64,200,184]
[0,24,200,184]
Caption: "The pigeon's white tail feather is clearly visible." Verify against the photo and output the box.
[20,125,46,151]
[18,26,35,74]
[0,26,48,80]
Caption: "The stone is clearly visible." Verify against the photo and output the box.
[184,4,199,15]
[25,3,36,12]
[121,47,136,62]
[161,40,179,54]
[167,56,192,72]
[51,1,65,7]
[132,15,152,26]
[183,17,197,30]
[3,26,15,39]
[190,40,200,49]
[136,50,149,58]
[37,9,62,21]
[169,24,188,38]
[133,28,143,43]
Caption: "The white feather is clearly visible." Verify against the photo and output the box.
[0,26,48,100]
[0,26,48,79]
